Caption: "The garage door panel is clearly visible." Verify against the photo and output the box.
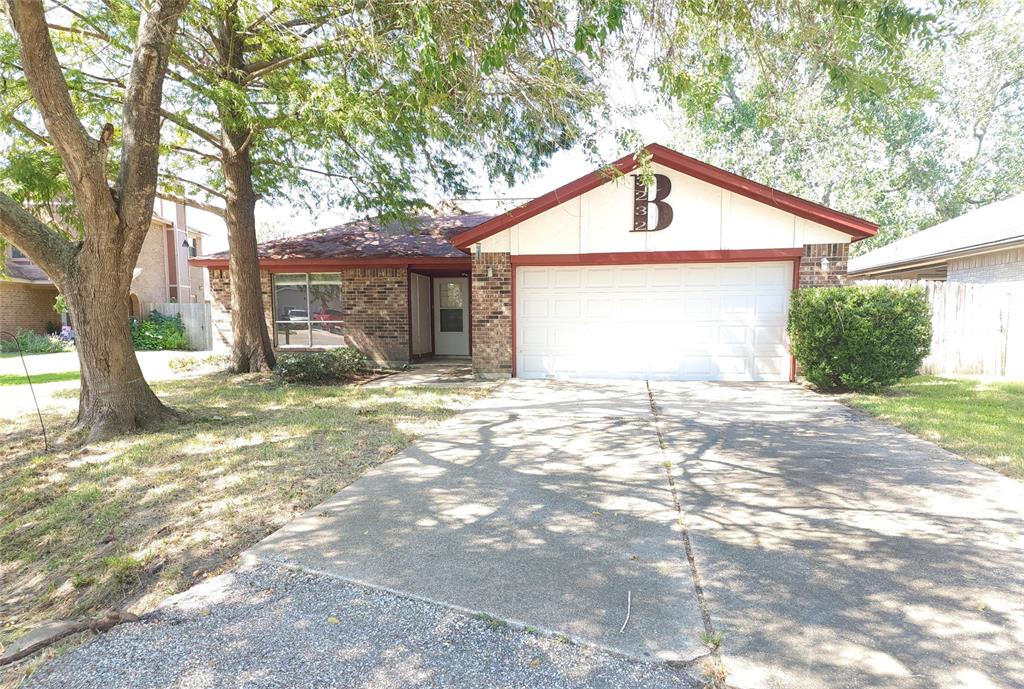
[720,295,754,314]
[520,297,550,318]
[756,294,786,315]
[552,269,581,288]
[520,269,550,288]
[516,262,792,381]
[584,269,616,287]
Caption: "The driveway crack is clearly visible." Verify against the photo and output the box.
[646,382,727,686]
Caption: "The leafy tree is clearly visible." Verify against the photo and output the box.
[0,0,188,441]
[156,0,605,372]
[668,1,1024,251]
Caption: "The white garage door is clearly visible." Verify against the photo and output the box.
[516,262,792,381]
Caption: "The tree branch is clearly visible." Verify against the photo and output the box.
[160,107,223,149]
[5,0,109,208]
[0,192,76,281]
[117,0,191,258]
[160,173,227,199]
[155,191,225,217]
[4,114,51,146]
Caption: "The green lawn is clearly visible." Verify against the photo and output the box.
[0,373,487,684]
[845,376,1024,480]
[0,371,80,386]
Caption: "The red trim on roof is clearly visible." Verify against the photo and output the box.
[453,143,877,250]
[190,257,471,271]
[510,248,803,267]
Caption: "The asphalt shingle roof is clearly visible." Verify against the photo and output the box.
[198,213,492,262]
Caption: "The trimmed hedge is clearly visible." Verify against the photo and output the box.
[275,347,367,384]
[131,310,190,351]
[787,285,932,391]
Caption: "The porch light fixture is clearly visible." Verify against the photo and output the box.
[820,257,830,272]
[487,265,494,278]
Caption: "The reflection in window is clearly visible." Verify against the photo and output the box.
[438,280,464,332]
[273,273,343,347]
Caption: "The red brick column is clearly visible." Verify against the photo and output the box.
[799,243,849,288]
[471,252,512,378]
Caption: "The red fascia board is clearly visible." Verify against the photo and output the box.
[510,248,804,267]
[190,257,471,271]
[453,143,877,250]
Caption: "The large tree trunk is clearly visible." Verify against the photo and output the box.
[222,131,276,373]
[62,251,178,442]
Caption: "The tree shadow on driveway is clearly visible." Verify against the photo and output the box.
[650,381,1024,689]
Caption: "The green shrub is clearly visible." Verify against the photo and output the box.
[788,285,932,392]
[0,328,73,354]
[131,310,190,351]
[275,347,367,384]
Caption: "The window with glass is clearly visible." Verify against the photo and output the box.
[439,280,464,332]
[273,273,344,347]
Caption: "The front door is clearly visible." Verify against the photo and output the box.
[433,277,469,356]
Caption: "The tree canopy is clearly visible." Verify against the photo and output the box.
[671,0,1024,251]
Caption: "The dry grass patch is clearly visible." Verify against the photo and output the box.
[0,372,487,684]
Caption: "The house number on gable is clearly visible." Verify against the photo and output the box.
[632,174,673,232]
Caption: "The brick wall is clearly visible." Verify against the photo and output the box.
[948,247,1024,284]
[0,282,61,336]
[132,224,169,305]
[207,268,272,350]
[339,267,408,365]
[471,252,512,378]
[207,267,409,365]
[799,243,849,288]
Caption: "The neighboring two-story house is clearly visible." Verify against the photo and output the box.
[1,200,207,337]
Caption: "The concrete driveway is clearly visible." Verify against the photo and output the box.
[250,379,1024,689]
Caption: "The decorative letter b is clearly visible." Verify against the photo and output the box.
[632,174,673,232]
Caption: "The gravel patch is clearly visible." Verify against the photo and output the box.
[24,562,701,689]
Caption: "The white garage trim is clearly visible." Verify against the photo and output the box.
[512,253,799,382]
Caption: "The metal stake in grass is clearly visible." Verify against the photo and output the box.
[619,590,631,633]
[2,330,48,451]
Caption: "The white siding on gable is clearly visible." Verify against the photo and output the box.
[477,163,851,255]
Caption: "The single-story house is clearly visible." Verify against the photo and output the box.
[192,143,877,381]
[1,201,206,338]
[849,193,1024,282]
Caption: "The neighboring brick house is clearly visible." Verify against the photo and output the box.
[192,143,876,381]
[849,193,1024,283]
[1,201,207,337]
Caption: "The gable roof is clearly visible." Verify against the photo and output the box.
[452,143,877,250]
[849,193,1024,276]
[192,213,491,267]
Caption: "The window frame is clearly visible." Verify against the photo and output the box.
[272,272,345,349]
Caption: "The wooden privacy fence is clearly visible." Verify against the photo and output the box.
[143,302,213,351]
[855,280,1024,379]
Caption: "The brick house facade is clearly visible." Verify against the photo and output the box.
[2,202,206,338]
[207,267,411,365]
[192,145,873,381]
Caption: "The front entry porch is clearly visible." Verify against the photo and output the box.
[409,269,472,361]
